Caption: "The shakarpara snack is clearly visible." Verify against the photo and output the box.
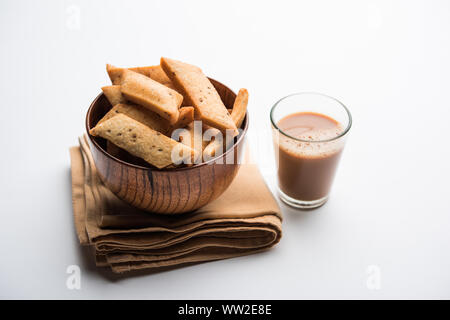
[106,64,175,89]
[99,104,195,136]
[231,88,248,129]
[101,85,126,106]
[93,58,248,168]
[120,69,183,124]
[160,57,238,134]
[90,114,195,168]
[97,103,171,135]
[169,106,194,132]
[203,88,248,158]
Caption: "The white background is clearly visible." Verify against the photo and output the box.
[0,0,449,299]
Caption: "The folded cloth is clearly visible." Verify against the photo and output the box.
[69,135,282,273]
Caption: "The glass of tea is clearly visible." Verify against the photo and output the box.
[270,92,352,209]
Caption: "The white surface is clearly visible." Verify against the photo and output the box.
[1,0,449,299]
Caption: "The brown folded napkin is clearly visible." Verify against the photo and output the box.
[70,135,282,273]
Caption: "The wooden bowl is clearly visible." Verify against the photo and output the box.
[85,79,248,214]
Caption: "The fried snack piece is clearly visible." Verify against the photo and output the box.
[90,114,195,168]
[106,64,175,89]
[231,88,248,128]
[160,57,238,135]
[97,103,170,135]
[203,88,248,158]
[120,69,183,124]
[129,65,175,89]
[101,85,127,106]
[169,106,194,131]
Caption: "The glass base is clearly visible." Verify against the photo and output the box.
[278,188,328,209]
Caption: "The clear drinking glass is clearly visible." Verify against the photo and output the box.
[270,92,352,209]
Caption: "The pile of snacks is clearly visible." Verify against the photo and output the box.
[90,58,248,169]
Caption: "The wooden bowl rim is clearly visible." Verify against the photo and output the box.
[85,79,249,172]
